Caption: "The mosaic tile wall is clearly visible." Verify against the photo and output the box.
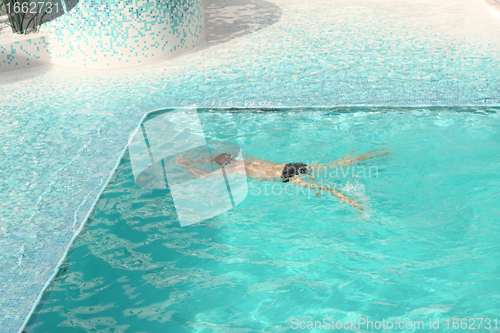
[0,36,51,73]
[1,0,500,332]
[40,0,205,67]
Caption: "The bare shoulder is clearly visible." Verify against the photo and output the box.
[225,163,247,175]
[289,175,305,185]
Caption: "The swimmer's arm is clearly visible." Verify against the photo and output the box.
[180,164,245,178]
[290,176,362,211]
[242,156,273,163]
[183,165,209,178]
[176,156,212,166]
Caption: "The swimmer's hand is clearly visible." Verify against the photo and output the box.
[176,157,191,167]
[339,196,362,212]
[327,188,362,211]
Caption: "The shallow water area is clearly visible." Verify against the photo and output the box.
[24,108,500,332]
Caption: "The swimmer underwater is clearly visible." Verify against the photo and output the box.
[176,149,389,211]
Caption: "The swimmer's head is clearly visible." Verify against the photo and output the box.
[213,153,235,168]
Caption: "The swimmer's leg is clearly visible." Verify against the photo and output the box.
[309,148,390,173]
[289,175,362,211]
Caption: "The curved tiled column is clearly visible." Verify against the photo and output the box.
[41,0,205,68]
[0,35,51,73]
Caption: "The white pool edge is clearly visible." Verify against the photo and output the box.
[17,105,196,333]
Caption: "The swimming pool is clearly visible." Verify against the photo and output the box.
[23,108,500,332]
[4,0,500,332]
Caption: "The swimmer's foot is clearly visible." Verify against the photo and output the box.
[352,148,390,164]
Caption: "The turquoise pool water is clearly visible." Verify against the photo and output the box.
[24,109,500,332]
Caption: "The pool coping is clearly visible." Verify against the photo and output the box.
[17,106,179,333]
